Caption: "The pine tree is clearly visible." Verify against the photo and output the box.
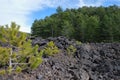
[0,22,43,74]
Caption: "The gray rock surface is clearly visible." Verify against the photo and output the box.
[1,37,120,80]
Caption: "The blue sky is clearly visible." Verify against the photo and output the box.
[0,0,120,33]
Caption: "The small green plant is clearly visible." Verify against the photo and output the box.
[29,57,43,69]
[7,67,12,74]
[76,41,82,45]
[0,70,5,75]
[44,41,59,56]
[67,45,76,55]
[15,66,22,73]
[0,47,10,66]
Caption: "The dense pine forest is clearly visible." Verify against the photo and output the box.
[31,5,120,42]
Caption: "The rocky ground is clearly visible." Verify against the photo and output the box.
[0,37,120,80]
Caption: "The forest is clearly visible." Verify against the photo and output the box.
[31,5,120,42]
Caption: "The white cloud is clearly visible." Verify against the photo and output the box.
[78,0,105,7]
[0,0,77,33]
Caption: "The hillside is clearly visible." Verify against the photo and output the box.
[31,5,120,42]
[1,37,120,80]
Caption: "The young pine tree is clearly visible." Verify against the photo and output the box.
[0,22,43,74]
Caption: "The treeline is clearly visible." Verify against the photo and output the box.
[31,5,120,42]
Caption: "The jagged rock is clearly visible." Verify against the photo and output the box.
[36,74,43,80]
[1,37,120,80]
[32,36,78,50]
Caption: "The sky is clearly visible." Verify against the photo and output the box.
[0,0,120,33]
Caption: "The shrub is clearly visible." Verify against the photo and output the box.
[0,22,43,74]
[76,41,82,45]
[67,45,76,55]
[29,57,43,69]
[15,66,22,73]
[0,47,10,66]
[0,70,5,75]
[44,41,59,56]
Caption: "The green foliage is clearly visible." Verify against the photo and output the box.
[0,22,26,47]
[61,21,74,38]
[31,5,120,42]
[29,57,43,69]
[76,41,82,45]
[0,70,5,75]
[44,41,59,56]
[0,22,43,74]
[0,47,10,66]
[56,6,63,13]
[7,66,12,74]
[67,45,76,55]
[15,66,22,73]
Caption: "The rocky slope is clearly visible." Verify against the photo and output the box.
[0,37,120,80]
